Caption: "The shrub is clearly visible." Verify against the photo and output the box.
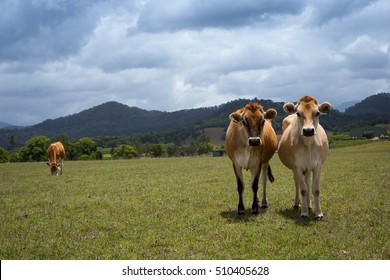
[112,144,139,159]
[0,147,9,163]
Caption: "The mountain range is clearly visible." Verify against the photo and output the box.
[0,122,16,129]
[1,93,389,149]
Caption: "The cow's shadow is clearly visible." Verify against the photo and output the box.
[220,208,268,224]
[277,207,320,226]
[220,207,322,226]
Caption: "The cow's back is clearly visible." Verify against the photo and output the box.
[56,142,65,159]
[47,142,65,160]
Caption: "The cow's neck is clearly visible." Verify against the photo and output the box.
[301,135,314,147]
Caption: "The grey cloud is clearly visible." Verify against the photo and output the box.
[307,0,377,25]
[0,0,389,126]
[342,35,390,73]
[137,0,306,32]
[0,0,108,62]
[345,50,389,71]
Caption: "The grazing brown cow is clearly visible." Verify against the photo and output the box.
[226,103,278,215]
[278,96,332,219]
[46,142,65,175]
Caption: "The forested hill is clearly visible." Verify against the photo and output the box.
[0,93,389,149]
[0,101,213,146]
[345,92,390,116]
[0,99,283,148]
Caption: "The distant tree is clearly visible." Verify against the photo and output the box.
[165,143,177,157]
[9,135,16,150]
[19,136,51,161]
[0,147,9,163]
[215,144,226,151]
[90,150,103,160]
[185,142,197,156]
[65,142,78,160]
[112,144,139,159]
[9,151,22,162]
[196,133,213,155]
[75,137,97,156]
[54,135,70,146]
[150,144,165,157]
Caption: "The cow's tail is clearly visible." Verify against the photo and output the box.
[267,165,275,183]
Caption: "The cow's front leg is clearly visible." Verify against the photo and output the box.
[304,171,312,209]
[294,169,309,218]
[59,160,63,175]
[233,163,245,215]
[250,167,261,214]
[312,166,324,219]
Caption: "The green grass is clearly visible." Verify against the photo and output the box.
[0,141,389,260]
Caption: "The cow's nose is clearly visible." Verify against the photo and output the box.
[248,137,261,146]
[302,127,315,137]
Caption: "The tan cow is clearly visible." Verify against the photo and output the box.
[226,103,278,215]
[46,141,65,175]
[278,96,332,219]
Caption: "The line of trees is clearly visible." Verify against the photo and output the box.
[0,133,215,163]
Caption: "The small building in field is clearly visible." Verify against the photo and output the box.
[349,126,387,139]
[212,150,225,157]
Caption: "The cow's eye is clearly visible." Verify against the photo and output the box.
[296,111,302,118]
[242,119,249,127]
[259,119,265,127]
[314,111,320,117]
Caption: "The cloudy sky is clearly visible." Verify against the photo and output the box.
[0,0,389,126]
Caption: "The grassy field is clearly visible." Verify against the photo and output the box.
[0,141,389,260]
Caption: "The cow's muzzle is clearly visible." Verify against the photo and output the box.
[248,137,262,146]
[302,127,316,137]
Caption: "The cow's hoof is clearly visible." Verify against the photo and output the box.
[252,209,259,215]
[293,205,300,210]
[315,214,324,220]
[300,214,309,219]
[237,210,245,216]
[261,204,268,209]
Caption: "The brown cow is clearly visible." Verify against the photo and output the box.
[278,96,332,219]
[46,142,65,175]
[226,103,278,215]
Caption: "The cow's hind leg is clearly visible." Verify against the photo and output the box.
[233,162,245,215]
[260,163,269,208]
[59,159,63,175]
[293,173,300,209]
[250,166,261,214]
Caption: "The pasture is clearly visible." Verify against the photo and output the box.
[0,141,389,260]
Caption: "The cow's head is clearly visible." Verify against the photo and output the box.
[229,103,277,146]
[283,95,331,137]
[46,162,60,175]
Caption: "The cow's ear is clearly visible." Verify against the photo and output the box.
[319,102,332,114]
[46,162,50,166]
[283,102,297,114]
[229,112,243,123]
[264,108,277,120]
